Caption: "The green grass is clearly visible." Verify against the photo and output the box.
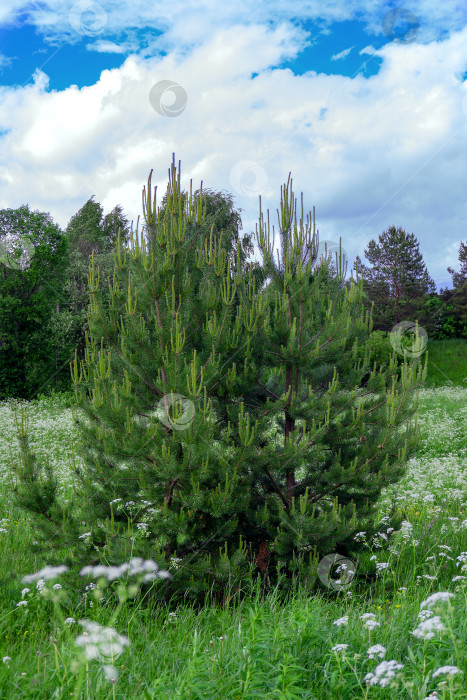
[423,338,467,388]
[0,379,466,698]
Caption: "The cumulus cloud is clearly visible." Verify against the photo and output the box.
[0,5,466,287]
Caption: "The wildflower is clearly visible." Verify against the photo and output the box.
[376,562,390,572]
[354,531,366,541]
[21,588,30,598]
[109,499,122,505]
[364,660,404,688]
[398,587,407,592]
[36,580,46,592]
[78,532,91,539]
[136,523,149,530]
[22,565,69,583]
[53,584,62,590]
[452,576,467,582]
[370,555,377,561]
[432,666,463,679]
[420,592,454,609]
[16,601,27,607]
[331,644,349,652]
[367,644,386,659]
[412,616,446,640]
[418,609,434,620]
[438,545,452,551]
[65,618,75,624]
[360,613,377,620]
[364,619,380,631]
[75,620,129,662]
[2,657,11,663]
[102,665,119,682]
[80,557,170,582]
[332,616,349,627]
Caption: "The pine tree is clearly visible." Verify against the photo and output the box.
[7,157,426,602]
[354,226,436,332]
[439,240,467,338]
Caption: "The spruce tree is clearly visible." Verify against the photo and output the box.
[8,157,426,602]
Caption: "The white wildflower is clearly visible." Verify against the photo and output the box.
[22,565,69,583]
[367,644,386,659]
[432,666,463,679]
[420,592,454,609]
[412,616,446,640]
[418,609,434,620]
[333,616,349,627]
[364,660,404,688]
[331,644,349,652]
[364,619,380,631]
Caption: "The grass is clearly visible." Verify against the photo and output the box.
[423,339,467,388]
[0,349,466,697]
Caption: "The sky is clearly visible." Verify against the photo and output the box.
[0,1,467,290]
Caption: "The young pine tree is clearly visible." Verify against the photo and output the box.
[8,158,426,601]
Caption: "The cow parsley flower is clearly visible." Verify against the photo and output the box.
[364,660,404,688]
[333,616,349,627]
[412,616,446,640]
[432,666,463,679]
[420,592,454,609]
[364,619,380,631]
[331,644,349,652]
[22,565,69,583]
[367,644,386,659]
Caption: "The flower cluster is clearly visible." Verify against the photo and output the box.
[364,660,404,688]
[80,558,171,583]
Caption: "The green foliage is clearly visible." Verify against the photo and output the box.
[354,226,436,333]
[6,156,426,604]
[0,205,69,399]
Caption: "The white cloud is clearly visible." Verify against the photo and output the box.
[89,40,128,54]
[331,47,354,61]
[0,16,467,288]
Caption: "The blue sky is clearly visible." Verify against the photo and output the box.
[0,1,467,290]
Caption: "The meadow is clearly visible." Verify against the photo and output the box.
[0,340,466,699]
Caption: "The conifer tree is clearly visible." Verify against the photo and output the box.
[354,226,436,332]
[8,157,426,601]
[438,240,467,338]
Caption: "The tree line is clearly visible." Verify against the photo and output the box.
[0,185,466,401]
